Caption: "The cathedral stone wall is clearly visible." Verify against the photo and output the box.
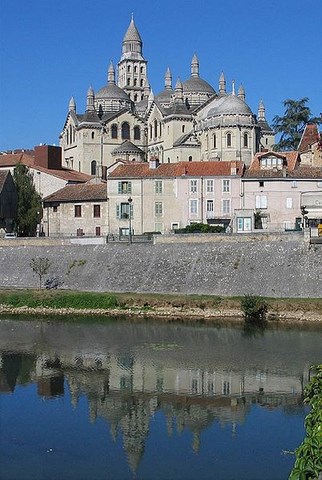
[0,239,320,298]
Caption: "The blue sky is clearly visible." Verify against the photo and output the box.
[0,0,321,151]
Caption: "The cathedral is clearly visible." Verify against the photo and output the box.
[60,16,274,176]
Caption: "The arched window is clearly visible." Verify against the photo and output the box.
[127,65,131,72]
[213,134,217,148]
[150,124,152,139]
[66,129,69,145]
[134,126,140,140]
[127,78,130,86]
[111,124,118,139]
[189,156,192,161]
[227,132,232,147]
[182,125,185,133]
[122,122,130,140]
[69,125,73,143]
[134,94,138,102]
[141,94,144,100]
[91,132,95,139]
[134,66,137,73]
[140,66,144,74]
[243,132,248,148]
[154,120,158,138]
[91,160,97,176]
[134,78,137,86]
[140,79,144,87]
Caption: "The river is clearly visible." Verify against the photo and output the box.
[0,317,321,480]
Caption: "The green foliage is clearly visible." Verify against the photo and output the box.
[13,163,42,237]
[175,223,225,234]
[289,365,322,480]
[66,259,87,276]
[30,257,51,289]
[241,295,268,322]
[272,98,321,151]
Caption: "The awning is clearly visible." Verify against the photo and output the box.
[306,209,322,219]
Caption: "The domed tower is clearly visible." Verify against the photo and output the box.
[95,61,132,114]
[117,16,147,104]
[155,67,174,108]
[182,53,215,109]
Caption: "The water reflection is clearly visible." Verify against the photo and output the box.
[0,319,321,478]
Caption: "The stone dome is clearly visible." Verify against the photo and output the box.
[96,83,130,101]
[208,94,252,117]
[182,77,215,95]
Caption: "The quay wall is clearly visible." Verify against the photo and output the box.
[0,235,321,298]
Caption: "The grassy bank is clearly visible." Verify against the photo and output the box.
[0,289,322,322]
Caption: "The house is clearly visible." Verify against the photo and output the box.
[0,145,92,198]
[107,160,244,235]
[43,182,108,237]
[298,124,322,167]
[239,151,322,232]
[0,170,17,233]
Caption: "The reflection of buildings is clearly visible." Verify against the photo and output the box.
[1,320,319,473]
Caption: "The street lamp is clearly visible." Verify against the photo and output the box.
[128,197,133,244]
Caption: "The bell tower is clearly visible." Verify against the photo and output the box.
[117,15,147,103]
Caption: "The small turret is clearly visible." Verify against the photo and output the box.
[107,61,115,85]
[219,72,226,95]
[238,84,245,101]
[191,53,199,78]
[148,89,154,109]
[258,99,266,121]
[174,77,184,102]
[86,86,95,111]
[144,78,151,98]
[165,67,172,90]
[68,96,76,112]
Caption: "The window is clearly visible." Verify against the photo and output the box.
[140,66,144,74]
[155,202,163,216]
[93,205,101,217]
[223,381,230,395]
[182,125,185,133]
[188,156,192,161]
[237,217,252,232]
[127,65,131,72]
[171,222,179,230]
[222,179,230,193]
[155,180,163,194]
[255,195,267,209]
[243,132,248,147]
[134,66,137,73]
[118,181,132,194]
[91,132,95,139]
[127,78,130,86]
[91,160,97,176]
[111,124,118,139]
[134,126,140,140]
[286,197,293,209]
[206,179,214,193]
[190,179,198,193]
[134,94,138,102]
[134,78,137,86]
[53,206,58,213]
[154,223,163,233]
[206,200,214,212]
[75,205,82,217]
[222,199,231,214]
[95,226,101,236]
[121,122,130,140]
[190,199,198,215]
[291,181,298,188]
[76,228,84,236]
[213,134,217,149]
[226,132,232,147]
[117,202,133,219]
[259,181,264,187]
[154,120,158,138]
[140,79,144,87]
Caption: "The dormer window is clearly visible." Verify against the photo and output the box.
[260,156,283,170]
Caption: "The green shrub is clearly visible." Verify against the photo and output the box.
[241,295,268,322]
[289,365,322,480]
[175,223,225,234]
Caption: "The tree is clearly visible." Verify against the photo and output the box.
[30,257,51,289]
[272,98,321,151]
[13,163,42,237]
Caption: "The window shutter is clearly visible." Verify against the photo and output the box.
[128,182,132,194]
[118,182,122,194]
[116,204,120,218]
[130,204,133,218]
[262,196,267,209]
[255,195,261,209]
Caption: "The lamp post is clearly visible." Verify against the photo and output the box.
[128,197,133,244]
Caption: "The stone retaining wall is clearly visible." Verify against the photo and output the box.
[0,238,321,298]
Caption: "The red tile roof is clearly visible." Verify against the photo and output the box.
[43,183,107,203]
[0,152,91,183]
[298,124,320,152]
[248,151,299,172]
[108,161,244,179]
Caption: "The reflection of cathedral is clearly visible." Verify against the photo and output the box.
[60,17,274,175]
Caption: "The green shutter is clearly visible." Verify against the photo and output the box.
[116,204,120,218]
[128,182,132,194]
[130,204,133,218]
[118,182,122,194]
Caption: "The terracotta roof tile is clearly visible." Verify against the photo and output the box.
[244,165,322,179]
[298,124,320,152]
[108,161,244,179]
[43,183,107,203]
[248,151,299,172]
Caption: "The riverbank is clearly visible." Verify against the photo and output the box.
[0,289,322,323]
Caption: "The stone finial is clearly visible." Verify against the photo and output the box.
[86,85,95,111]
[165,67,172,90]
[107,61,115,84]
[175,77,184,102]
[148,89,154,108]
[219,71,226,95]
[191,53,199,77]
[69,96,76,112]
[238,84,245,101]
[258,99,265,120]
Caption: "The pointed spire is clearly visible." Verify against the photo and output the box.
[191,53,199,78]
[68,96,76,112]
[123,15,142,43]
[107,61,115,84]
[148,89,154,109]
[258,99,266,120]
[165,67,172,90]
[219,72,226,95]
[174,77,184,102]
[86,85,95,111]
[232,79,235,96]
[238,84,245,101]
